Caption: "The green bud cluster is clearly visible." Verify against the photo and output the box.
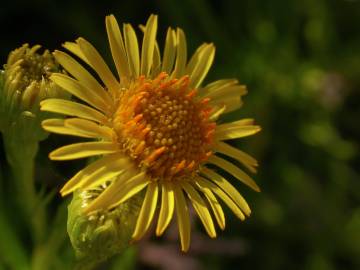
[67,186,142,267]
[0,44,67,140]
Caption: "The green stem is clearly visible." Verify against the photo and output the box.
[0,207,30,270]
[3,135,46,245]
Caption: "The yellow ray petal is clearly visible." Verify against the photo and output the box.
[181,181,216,238]
[156,181,175,236]
[187,44,215,88]
[62,41,91,67]
[151,42,161,77]
[202,80,245,111]
[86,171,149,213]
[161,28,177,74]
[185,43,207,76]
[195,177,245,221]
[42,118,112,139]
[174,184,191,252]
[64,158,130,198]
[215,124,261,140]
[42,119,98,138]
[201,167,251,216]
[49,141,117,160]
[171,28,187,79]
[75,165,134,204]
[60,153,126,196]
[140,14,158,77]
[201,79,238,94]
[132,182,159,240]
[111,172,149,206]
[40,99,108,124]
[53,50,113,106]
[201,79,245,97]
[105,15,131,80]
[206,155,260,192]
[204,85,247,102]
[123,23,140,78]
[210,96,243,113]
[50,73,108,113]
[213,141,258,173]
[195,183,225,230]
[209,104,226,122]
[217,119,255,129]
[137,23,161,77]
[77,37,121,94]
[64,118,114,140]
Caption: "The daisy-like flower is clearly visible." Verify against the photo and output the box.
[41,14,261,252]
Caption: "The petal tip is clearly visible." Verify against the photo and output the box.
[181,245,189,253]
[48,151,56,160]
[59,188,70,197]
[39,100,46,107]
[131,233,141,242]
[155,227,164,237]
[209,232,217,238]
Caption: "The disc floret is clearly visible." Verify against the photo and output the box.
[113,72,215,181]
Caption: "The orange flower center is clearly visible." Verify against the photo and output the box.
[113,72,215,181]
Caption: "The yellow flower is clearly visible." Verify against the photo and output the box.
[41,14,261,252]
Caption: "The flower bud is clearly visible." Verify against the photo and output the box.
[0,43,68,140]
[67,186,142,266]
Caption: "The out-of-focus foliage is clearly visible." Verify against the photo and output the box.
[0,0,359,269]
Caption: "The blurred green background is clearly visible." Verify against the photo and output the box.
[0,0,359,269]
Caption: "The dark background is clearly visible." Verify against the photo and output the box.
[0,0,359,269]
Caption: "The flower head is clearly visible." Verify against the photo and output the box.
[0,44,67,140]
[41,14,261,251]
[67,188,142,263]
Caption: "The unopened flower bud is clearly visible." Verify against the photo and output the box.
[0,43,68,140]
[67,186,142,266]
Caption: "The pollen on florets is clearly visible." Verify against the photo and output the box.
[113,72,216,181]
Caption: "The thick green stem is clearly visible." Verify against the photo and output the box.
[3,135,46,245]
